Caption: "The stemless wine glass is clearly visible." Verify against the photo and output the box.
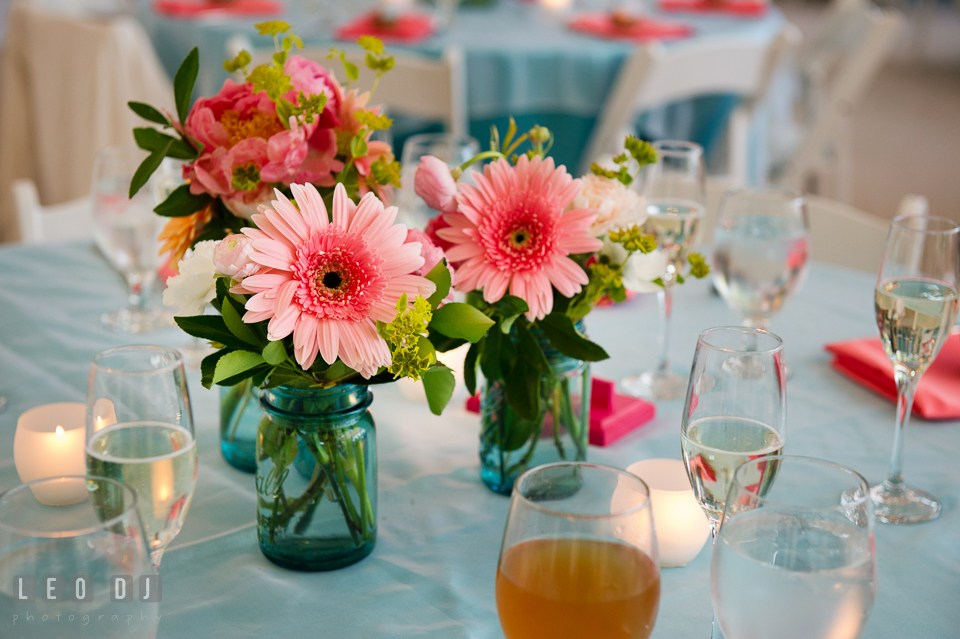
[622,140,706,401]
[92,145,169,333]
[85,345,197,568]
[497,462,661,639]
[0,476,159,639]
[712,187,810,336]
[397,132,480,229]
[712,456,876,639]
[872,215,960,524]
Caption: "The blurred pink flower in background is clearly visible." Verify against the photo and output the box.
[414,155,459,214]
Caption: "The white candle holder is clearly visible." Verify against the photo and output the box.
[14,403,88,506]
[627,458,711,567]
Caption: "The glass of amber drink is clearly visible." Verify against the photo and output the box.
[496,462,661,639]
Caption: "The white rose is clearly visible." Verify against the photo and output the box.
[573,174,648,237]
[162,240,218,316]
[622,249,668,294]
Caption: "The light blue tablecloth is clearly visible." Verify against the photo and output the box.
[137,1,785,173]
[0,242,958,638]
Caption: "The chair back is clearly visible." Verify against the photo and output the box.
[806,194,889,272]
[13,179,93,245]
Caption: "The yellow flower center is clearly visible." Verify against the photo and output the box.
[220,109,285,147]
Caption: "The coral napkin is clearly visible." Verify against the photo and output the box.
[568,13,693,42]
[658,0,768,17]
[153,0,283,18]
[825,332,960,420]
[335,12,436,44]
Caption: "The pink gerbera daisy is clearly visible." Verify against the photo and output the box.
[238,183,435,377]
[437,155,602,320]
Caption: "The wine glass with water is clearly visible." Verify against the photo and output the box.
[712,187,809,353]
[622,140,706,401]
[681,326,786,638]
[712,456,876,639]
[496,462,661,639]
[85,345,198,568]
[871,215,959,523]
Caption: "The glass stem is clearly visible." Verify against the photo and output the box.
[656,284,674,373]
[885,368,919,492]
[126,270,155,312]
[708,521,722,639]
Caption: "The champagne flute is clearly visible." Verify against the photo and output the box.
[92,145,169,333]
[681,326,786,638]
[0,476,159,639]
[497,462,660,639]
[85,345,198,568]
[622,140,706,401]
[872,215,959,524]
[712,188,810,370]
[712,456,876,639]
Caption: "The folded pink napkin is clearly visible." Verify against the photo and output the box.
[568,13,693,42]
[336,12,435,44]
[153,0,283,18]
[825,332,960,420]
[658,0,767,17]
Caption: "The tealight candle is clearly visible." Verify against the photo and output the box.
[627,458,711,567]
[14,403,88,505]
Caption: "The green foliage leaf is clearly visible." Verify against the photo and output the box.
[282,34,303,51]
[153,184,211,218]
[464,340,480,396]
[200,348,231,389]
[128,101,169,126]
[221,297,261,347]
[342,57,359,82]
[223,50,252,74]
[246,64,292,101]
[349,134,368,160]
[174,315,249,350]
[537,314,609,362]
[173,47,199,126]
[505,358,540,421]
[325,360,350,381]
[213,350,265,384]
[128,141,171,198]
[255,20,291,36]
[133,127,196,160]
[430,303,495,343]
[422,365,455,416]
[262,340,287,366]
[424,260,452,309]
[516,323,550,374]
[357,35,385,55]
[496,295,529,334]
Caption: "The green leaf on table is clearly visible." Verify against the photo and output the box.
[262,340,288,366]
[214,351,266,384]
[221,297,261,347]
[537,313,609,362]
[516,322,550,374]
[422,365,455,416]
[128,101,169,126]
[128,141,171,198]
[505,358,540,422]
[424,259,451,309]
[464,340,480,396]
[496,295,529,334]
[430,303,494,342]
[173,47,199,126]
[200,348,231,389]
[154,184,212,218]
[175,315,249,350]
[133,127,196,160]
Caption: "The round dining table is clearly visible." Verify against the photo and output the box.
[0,240,957,638]
[137,0,786,175]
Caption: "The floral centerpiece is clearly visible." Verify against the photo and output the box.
[414,125,709,493]
[127,23,495,570]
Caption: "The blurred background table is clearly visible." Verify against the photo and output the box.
[137,0,786,174]
[1,239,957,638]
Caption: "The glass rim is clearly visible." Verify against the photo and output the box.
[513,462,652,519]
[697,326,783,356]
[890,214,960,235]
[403,131,480,146]
[730,454,871,513]
[721,185,805,204]
[651,139,703,158]
[0,475,139,539]
[90,345,184,376]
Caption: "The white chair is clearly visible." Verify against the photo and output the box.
[13,179,93,244]
[231,38,467,138]
[579,27,798,181]
[772,0,905,202]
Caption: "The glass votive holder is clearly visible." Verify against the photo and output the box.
[14,403,87,505]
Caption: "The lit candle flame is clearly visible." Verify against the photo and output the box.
[55,425,64,436]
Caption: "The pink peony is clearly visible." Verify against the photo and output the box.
[437,155,602,320]
[238,183,435,376]
[283,56,340,130]
[214,234,259,279]
[414,155,459,214]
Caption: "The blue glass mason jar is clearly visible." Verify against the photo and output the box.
[479,327,592,495]
[219,380,262,472]
[256,384,377,571]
